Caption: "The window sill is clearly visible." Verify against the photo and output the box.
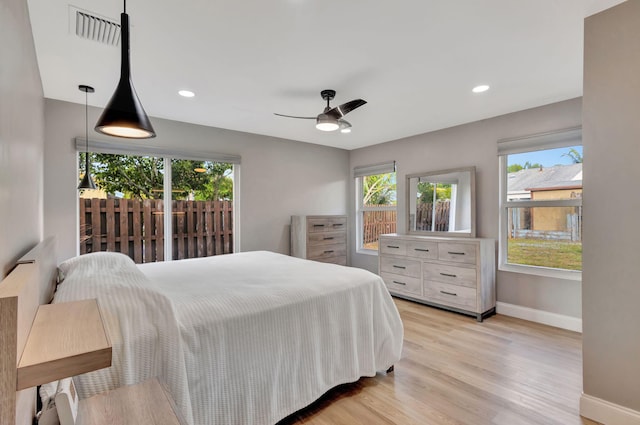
[356,249,379,256]
[499,263,582,281]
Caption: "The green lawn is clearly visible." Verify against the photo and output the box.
[507,238,582,271]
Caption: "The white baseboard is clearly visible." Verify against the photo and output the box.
[496,301,582,332]
[580,393,640,425]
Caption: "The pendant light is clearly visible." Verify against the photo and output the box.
[95,0,155,139]
[78,85,97,190]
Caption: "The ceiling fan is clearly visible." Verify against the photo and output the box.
[274,89,367,133]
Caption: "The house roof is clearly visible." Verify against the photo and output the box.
[507,163,582,192]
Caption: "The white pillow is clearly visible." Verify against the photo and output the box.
[58,252,137,283]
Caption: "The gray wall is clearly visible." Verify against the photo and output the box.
[349,98,583,318]
[43,100,349,264]
[583,0,640,412]
[0,0,44,276]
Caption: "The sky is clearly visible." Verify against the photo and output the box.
[508,145,583,167]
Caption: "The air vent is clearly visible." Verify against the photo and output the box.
[72,7,120,46]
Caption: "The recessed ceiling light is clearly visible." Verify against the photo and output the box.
[472,85,490,93]
[178,90,195,98]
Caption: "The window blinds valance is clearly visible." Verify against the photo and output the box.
[497,126,582,156]
[353,161,396,177]
[74,138,242,164]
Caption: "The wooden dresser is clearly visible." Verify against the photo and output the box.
[291,215,347,265]
[378,233,495,321]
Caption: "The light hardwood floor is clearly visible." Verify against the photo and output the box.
[279,298,599,425]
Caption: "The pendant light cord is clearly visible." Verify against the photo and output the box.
[124,0,126,14]
[85,89,90,173]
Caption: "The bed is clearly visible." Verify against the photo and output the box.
[48,250,403,425]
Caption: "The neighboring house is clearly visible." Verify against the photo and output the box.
[507,163,582,240]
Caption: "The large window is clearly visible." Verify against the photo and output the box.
[498,128,582,278]
[355,162,396,252]
[77,139,239,263]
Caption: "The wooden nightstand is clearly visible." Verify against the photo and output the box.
[77,378,186,425]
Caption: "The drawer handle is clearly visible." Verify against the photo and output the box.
[440,290,457,296]
[414,248,430,252]
[313,224,325,227]
[440,273,457,278]
[323,237,334,240]
[392,265,406,269]
[324,250,334,254]
[448,251,466,255]
[387,245,400,249]
[333,223,344,227]
[392,280,407,286]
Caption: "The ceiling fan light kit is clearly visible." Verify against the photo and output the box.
[316,113,339,131]
[275,89,366,133]
[95,0,155,139]
[339,119,352,133]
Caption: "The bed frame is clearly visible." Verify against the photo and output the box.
[0,238,58,425]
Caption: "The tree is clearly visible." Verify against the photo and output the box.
[507,161,543,173]
[562,148,583,164]
[82,154,232,200]
[193,162,233,201]
[417,182,451,204]
[363,173,396,206]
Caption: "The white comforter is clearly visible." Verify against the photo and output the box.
[54,251,403,425]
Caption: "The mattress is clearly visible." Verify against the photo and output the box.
[52,251,403,425]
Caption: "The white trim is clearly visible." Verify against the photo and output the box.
[497,126,582,155]
[356,248,378,256]
[353,161,396,177]
[74,137,241,164]
[580,393,640,425]
[163,158,173,260]
[232,164,241,253]
[504,199,582,208]
[496,302,582,332]
[499,263,582,281]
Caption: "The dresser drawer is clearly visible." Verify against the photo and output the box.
[308,243,346,260]
[379,239,407,256]
[380,255,421,278]
[307,231,346,246]
[380,272,422,296]
[423,263,477,288]
[423,280,477,310]
[307,217,346,233]
[438,243,477,264]
[314,256,347,266]
[406,240,438,260]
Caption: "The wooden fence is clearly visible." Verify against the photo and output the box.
[80,198,233,263]
[363,210,397,245]
[416,201,450,231]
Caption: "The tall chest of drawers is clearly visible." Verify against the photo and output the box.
[378,233,495,321]
[291,215,347,265]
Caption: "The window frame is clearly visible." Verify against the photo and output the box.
[497,128,582,281]
[354,162,397,255]
[75,138,240,259]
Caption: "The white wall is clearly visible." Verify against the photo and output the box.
[349,98,583,318]
[0,0,44,276]
[43,99,349,264]
[583,0,640,415]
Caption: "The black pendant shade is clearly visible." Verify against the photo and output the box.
[78,85,97,190]
[95,3,155,139]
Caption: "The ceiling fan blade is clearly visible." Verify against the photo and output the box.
[274,113,316,120]
[325,99,367,119]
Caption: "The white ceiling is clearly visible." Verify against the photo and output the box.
[27,0,625,150]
